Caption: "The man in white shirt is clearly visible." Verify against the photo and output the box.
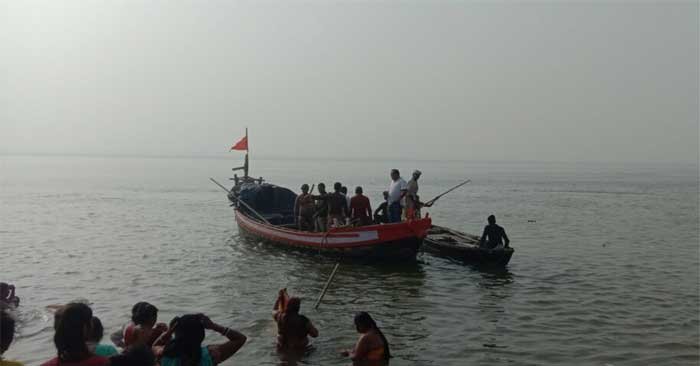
[387,169,407,223]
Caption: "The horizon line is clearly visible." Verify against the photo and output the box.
[1,151,698,166]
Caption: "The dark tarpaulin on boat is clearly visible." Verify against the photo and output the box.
[237,183,297,225]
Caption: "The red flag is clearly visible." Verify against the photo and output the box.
[230,136,248,151]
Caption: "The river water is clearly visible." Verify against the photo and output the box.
[1,155,698,366]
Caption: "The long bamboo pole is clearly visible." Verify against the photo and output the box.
[209,177,271,225]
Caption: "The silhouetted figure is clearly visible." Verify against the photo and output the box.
[373,191,389,224]
[479,215,510,249]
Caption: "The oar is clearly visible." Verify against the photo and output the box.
[209,177,271,225]
[314,260,340,309]
[424,179,471,206]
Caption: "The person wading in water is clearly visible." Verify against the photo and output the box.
[273,289,319,359]
[341,312,391,366]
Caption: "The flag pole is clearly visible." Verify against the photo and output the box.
[244,127,249,177]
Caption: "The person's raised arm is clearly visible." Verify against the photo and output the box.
[203,315,247,365]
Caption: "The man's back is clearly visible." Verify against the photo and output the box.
[350,195,371,219]
[480,223,509,249]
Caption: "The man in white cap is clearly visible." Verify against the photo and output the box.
[404,170,423,219]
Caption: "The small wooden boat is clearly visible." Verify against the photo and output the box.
[229,180,432,261]
[424,225,514,266]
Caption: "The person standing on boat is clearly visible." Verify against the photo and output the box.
[328,182,349,227]
[312,183,330,232]
[350,186,373,226]
[405,170,424,219]
[294,184,315,231]
[387,169,407,223]
[373,191,390,224]
[479,215,510,249]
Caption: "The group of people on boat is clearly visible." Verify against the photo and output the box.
[294,169,430,231]
[0,286,390,366]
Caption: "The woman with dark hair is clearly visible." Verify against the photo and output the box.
[273,289,318,353]
[111,301,167,350]
[40,303,109,366]
[1,310,23,366]
[86,317,118,357]
[156,314,246,366]
[342,312,391,365]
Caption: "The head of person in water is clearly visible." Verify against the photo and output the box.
[341,186,348,195]
[334,182,342,193]
[317,183,326,194]
[110,345,156,366]
[353,312,391,361]
[88,316,105,343]
[382,191,389,201]
[412,170,422,180]
[355,186,363,195]
[132,302,158,327]
[54,302,94,361]
[488,215,496,225]
[162,314,206,365]
[0,283,9,300]
[390,169,400,181]
[0,310,15,355]
[300,184,309,194]
[285,297,301,315]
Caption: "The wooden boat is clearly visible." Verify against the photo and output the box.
[424,225,514,266]
[229,180,432,261]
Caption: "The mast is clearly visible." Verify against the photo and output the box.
[244,127,249,178]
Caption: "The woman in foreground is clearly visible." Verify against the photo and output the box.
[342,312,391,366]
[41,303,109,366]
[154,313,246,366]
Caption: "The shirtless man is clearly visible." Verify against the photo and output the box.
[479,215,510,249]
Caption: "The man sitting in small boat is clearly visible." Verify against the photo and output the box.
[373,191,389,224]
[294,184,315,231]
[350,186,372,226]
[479,215,510,249]
[328,182,350,227]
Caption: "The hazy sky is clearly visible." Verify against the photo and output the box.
[1,1,698,163]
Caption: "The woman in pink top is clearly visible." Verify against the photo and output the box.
[41,303,109,366]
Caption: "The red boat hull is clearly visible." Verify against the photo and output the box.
[235,210,432,260]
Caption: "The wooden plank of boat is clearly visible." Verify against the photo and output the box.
[235,209,432,261]
[424,225,514,266]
